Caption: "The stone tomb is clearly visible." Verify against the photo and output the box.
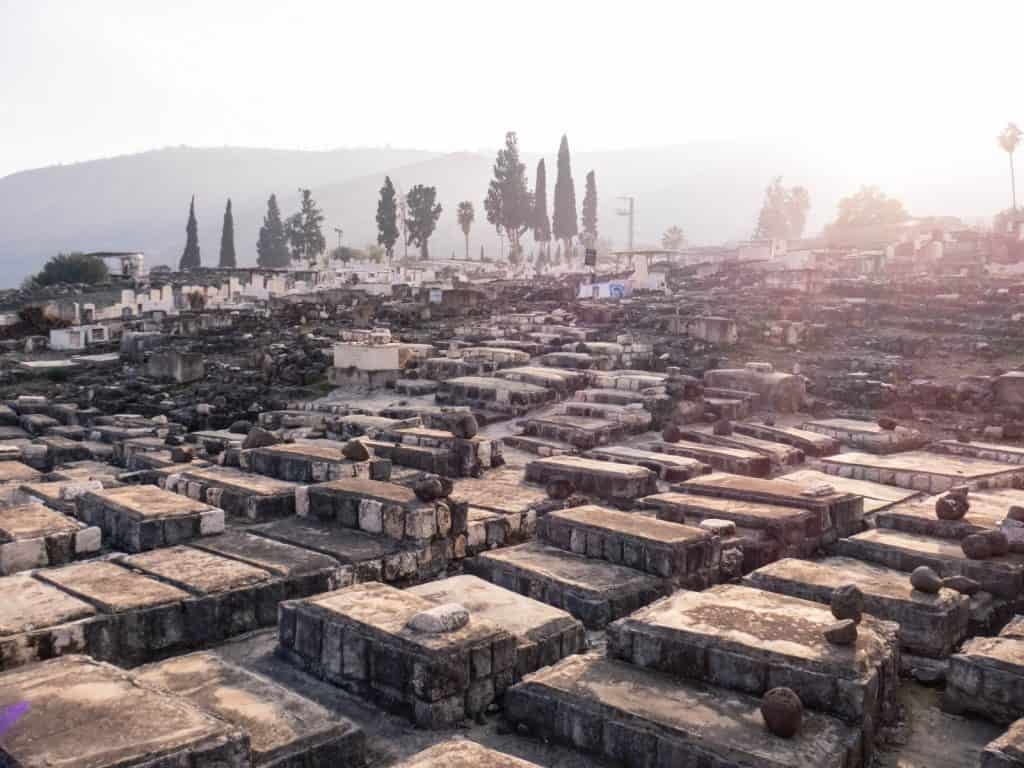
[648,439,772,478]
[875,488,1024,539]
[278,581,516,728]
[505,653,863,768]
[76,484,224,552]
[160,464,302,521]
[836,528,1024,600]
[586,444,708,482]
[782,468,920,515]
[606,584,899,754]
[136,651,366,767]
[820,451,1024,493]
[801,418,925,454]
[540,504,720,588]
[932,439,1024,466]
[673,471,865,541]
[643,491,820,569]
[466,541,672,628]
[745,557,969,658]
[395,741,542,768]
[0,655,250,768]
[407,574,584,680]
[240,440,391,483]
[947,630,1024,724]
[524,455,658,507]
[304,477,464,544]
[0,502,100,576]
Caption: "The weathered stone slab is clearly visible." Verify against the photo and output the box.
[541,504,720,587]
[586,444,709,482]
[250,516,446,585]
[395,741,542,768]
[136,651,366,767]
[835,528,1024,599]
[745,556,969,657]
[608,584,899,755]
[408,574,585,680]
[76,484,224,552]
[674,471,865,540]
[191,529,350,589]
[437,375,555,416]
[521,414,634,451]
[450,468,554,516]
[525,455,658,507]
[0,573,97,671]
[118,545,272,595]
[0,460,41,485]
[932,439,1024,466]
[648,439,771,477]
[946,635,1024,724]
[466,506,535,556]
[802,418,925,453]
[241,439,392,483]
[279,581,516,728]
[677,428,805,468]
[782,468,920,514]
[505,653,863,768]
[0,655,250,767]
[0,502,100,575]
[37,559,190,613]
[876,488,1024,539]
[160,464,301,520]
[466,541,672,628]
[820,450,1024,493]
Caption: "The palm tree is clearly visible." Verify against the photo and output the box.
[661,225,687,250]
[998,123,1023,212]
[457,201,475,259]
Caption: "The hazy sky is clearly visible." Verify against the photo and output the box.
[2,0,1020,180]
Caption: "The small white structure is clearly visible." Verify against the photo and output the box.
[49,324,111,351]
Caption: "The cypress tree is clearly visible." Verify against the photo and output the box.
[376,177,399,262]
[552,134,578,254]
[257,194,289,268]
[533,159,551,258]
[179,195,201,270]
[582,171,598,239]
[219,198,236,268]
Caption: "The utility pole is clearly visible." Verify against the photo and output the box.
[616,195,636,251]
[333,227,344,250]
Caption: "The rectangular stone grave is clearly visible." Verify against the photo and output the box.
[136,651,366,767]
[408,574,584,680]
[820,451,1024,493]
[466,506,535,557]
[524,455,658,507]
[278,581,516,728]
[241,440,391,483]
[541,504,720,588]
[0,573,97,671]
[782,468,920,514]
[0,655,250,767]
[0,503,100,575]
[946,635,1024,724]
[607,584,899,755]
[160,464,302,520]
[676,428,806,468]
[745,557,970,658]
[933,439,1024,466]
[76,484,224,552]
[466,541,672,628]
[0,460,41,486]
[835,528,1024,599]
[876,488,1024,539]
[505,653,863,768]
[395,741,542,768]
[586,445,708,482]
[648,439,772,477]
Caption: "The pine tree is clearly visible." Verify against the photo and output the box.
[484,132,533,263]
[405,185,442,260]
[552,134,578,255]
[582,170,598,240]
[376,177,399,262]
[257,194,289,268]
[179,195,201,270]
[285,189,326,266]
[219,199,236,268]
[533,158,551,259]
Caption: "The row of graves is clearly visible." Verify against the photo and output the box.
[7,332,1024,765]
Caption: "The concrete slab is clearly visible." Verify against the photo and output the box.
[137,651,366,766]
[820,450,1024,493]
[541,504,719,587]
[0,655,249,767]
[466,541,672,628]
[408,575,585,680]
[506,653,863,768]
[77,484,224,552]
[836,528,1024,599]
[745,557,970,657]
[609,585,899,731]
[279,581,516,728]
